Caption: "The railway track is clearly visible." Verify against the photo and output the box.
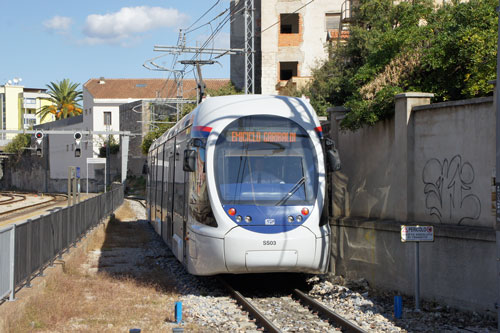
[0,193,26,205]
[219,277,368,333]
[0,193,67,221]
[125,196,146,208]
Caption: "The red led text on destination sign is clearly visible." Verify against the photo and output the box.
[230,131,297,143]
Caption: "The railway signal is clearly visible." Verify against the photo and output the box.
[74,132,82,145]
[34,131,44,157]
[74,132,82,157]
[35,130,43,145]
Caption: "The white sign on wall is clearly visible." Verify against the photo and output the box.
[401,225,434,242]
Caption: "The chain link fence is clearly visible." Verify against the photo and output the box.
[0,186,124,301]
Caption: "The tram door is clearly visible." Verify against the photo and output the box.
[151,150,157,226]
[172,129,188,263]
[158,144,165,238]
[146,152,152,222]
[164,138,176,247]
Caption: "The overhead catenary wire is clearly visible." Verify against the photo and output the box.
[144,0,241,123]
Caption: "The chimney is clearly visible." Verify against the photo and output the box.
[98,77,105,84]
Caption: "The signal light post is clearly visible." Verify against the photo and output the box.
[35,131,44,157]
[74,132,82,157]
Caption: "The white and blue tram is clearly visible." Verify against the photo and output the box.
[147,94,337,275]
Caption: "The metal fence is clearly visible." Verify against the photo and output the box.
[0,186,124,301]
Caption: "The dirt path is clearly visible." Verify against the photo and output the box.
[0,200,199,332]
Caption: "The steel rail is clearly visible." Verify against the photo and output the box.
[293,289,369,333]
[219,279,281,333]
[0,194,16,204]
[0,194,59,217]
[0,194,25,205]
[125,196,146,208]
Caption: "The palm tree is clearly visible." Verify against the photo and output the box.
[37,79,83,121]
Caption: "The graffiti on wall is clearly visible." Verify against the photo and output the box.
[422,155,481,224]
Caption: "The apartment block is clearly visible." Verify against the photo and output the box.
[231,0,346,95]
[0,84,54,147]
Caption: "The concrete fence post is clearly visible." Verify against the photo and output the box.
[394,93,434,222]
[9,224,16,301]
[26,220,32,288]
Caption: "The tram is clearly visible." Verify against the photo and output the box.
[147,94,339,275]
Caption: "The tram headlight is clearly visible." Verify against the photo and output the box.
[288,216,294,223]
[296,215,303,222]
[245,216,252,223]
[236,215,242,223]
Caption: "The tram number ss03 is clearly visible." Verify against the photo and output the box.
[263,240,277,246]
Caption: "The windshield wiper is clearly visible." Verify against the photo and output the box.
[275,177,306,206]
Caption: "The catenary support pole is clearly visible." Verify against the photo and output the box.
[496,2,500,330]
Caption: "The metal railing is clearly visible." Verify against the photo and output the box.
[0,186,124,302]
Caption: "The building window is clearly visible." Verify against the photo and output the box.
[279,62,298,81]
[325,13,341,31]
[280,14,299,34]
[104,111,112,126]
[24,98,36,105]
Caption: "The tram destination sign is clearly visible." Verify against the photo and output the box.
[401,225,434,242]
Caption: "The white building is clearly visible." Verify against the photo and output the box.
[35,77,229,191]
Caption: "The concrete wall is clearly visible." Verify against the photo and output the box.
[0,143,103,193]
[329,93,497,314]
[411,98,495,227]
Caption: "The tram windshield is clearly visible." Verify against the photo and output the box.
[214,115,318,206]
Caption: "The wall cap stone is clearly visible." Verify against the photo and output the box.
[327,106,348,113]
[412,96,493,112]
[395,92,435,99]
[331,217,495,242]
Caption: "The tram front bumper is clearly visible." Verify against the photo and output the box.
[224,226,329,273]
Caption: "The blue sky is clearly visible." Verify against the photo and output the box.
[1,0,231,89]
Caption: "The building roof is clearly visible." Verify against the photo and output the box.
[34,115,83,130]
[327,29,350,41]
[84,78,230,100]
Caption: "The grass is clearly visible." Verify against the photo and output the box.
[0,201,197,332]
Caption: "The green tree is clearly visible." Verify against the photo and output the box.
[308,0,497,130]
[4,134,31,155]
[98,135,120,157]
[37,79,83,121]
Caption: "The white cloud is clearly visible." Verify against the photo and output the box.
[82,6,188,44]
[43,16,73,34]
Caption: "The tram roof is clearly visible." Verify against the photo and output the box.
[149,94,320,151]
